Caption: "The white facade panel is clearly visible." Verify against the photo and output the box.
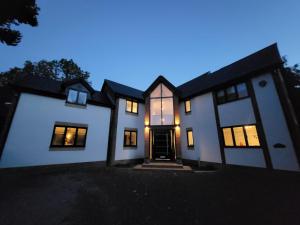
[225,148,266,168]
[180,93,222,163]
[218,98,256,127]
[114,98,145,161]
[0,93,111,168]
[252,73,299,171]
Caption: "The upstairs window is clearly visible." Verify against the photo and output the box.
[124,129,137,147]
[126,100,138,114]
[185,100,191,113]
[51,125,88,147]
[216,82,248,105]
[222,124,260,148]
[67,89,88,105]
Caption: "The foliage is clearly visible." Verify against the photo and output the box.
[0,0,39,46]
[0,59,90,84]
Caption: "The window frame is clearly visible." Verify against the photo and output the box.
[66,88,88,106]
[50,125,88,148]
[184,99,191,114]
[125,99,139,114]
[221,124,261,148]
[186,128,194,149]
[123,129,138,148]
[216,82,249,105]
[150,83,174,126]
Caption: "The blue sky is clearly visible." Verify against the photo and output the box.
[0,0,299,90]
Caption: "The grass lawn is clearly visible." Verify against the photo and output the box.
[0,166,299,225]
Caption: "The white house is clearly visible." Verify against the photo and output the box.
[1,43,299,171]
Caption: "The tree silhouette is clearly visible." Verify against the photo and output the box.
[0,0,39,46]
[0,59,90,84]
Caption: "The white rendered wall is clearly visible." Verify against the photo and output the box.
[218,98,256,127]
[0,93,111,168]
[180,93,222,163]
[252,73,299,171]
[114,98,145,161]
[225,148,266,168]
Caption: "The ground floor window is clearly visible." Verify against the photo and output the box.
[124,129,137,147]
[222,124,260,148]
[186,129,194,148]
[50,125,88,147]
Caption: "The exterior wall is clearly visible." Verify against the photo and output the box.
[113,98,145,161]
[252,73,300,171]
[0,93,111,168]
[180,92,222,163]
[218,98,256,127]
[217,93,266,168]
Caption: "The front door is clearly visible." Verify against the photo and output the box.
[152,129,174,160]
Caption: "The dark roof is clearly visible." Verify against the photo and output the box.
[12,76,113,107]
[104,79,144,101]
[177,43,283,99]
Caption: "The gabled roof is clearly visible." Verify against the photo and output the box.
[11,75,113,107]
[178,43,283,99]
[61,78,95,94]
[103,79,144,102]
[143,75,178,97]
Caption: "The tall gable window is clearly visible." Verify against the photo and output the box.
[67,89,88,105]
[150,84,174,125]
[216,82,248,105]
[126,100,138,114]
[50,125,88,148]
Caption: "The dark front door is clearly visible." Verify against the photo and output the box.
[152,129,174,160]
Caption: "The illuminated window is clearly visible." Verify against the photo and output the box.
[216,82,249,104]
[186,129,194,148]
[150,83,174,125]
[233,127,246,147]
[245,125,260,146]
[222,125,261,148]
[51,125,87,147]
[126,100,138,114]
[222,128,234,147]
[185,100,191,113]
[124,129,137,147]
[67,89,87,105]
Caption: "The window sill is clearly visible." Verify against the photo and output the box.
[123,146,138,150]
[185,111,192,115]
[125,111,139,116]
[224,146,261,149]
[65,102,87,109]
[49,147,85,151]
[187,146,195,150]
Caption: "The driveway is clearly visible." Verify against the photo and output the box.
[0,167,299,225]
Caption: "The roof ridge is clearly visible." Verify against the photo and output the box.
[105,79,144,92]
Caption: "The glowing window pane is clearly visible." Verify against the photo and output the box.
[223,128,234,146]
[162,84,173,97]
[52,127,65,146]
[233,127,246,147]
[126,100,132,112]
[245,125,260,146]
[131,131,137,146]
[132,102,138,113]
[65,128,76,146]
[161,98,174,125]
[76,128,87,146]
[150,98,162,125]
[124,131,131,146]
[187,130,194,146]
[150,85,161,98]
[185,100,191,112]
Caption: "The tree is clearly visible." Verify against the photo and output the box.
[0,59,90,84]
[0,0,39,46]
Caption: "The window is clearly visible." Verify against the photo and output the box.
[216,82,249,104]
[186,129,194,148]
[50,125,87,147]
[126,100,138,114]
[222,124,261,148]
[124,129,137,147]
[67,89,88,105]
[150,83,174,125]
[185,100,191,113]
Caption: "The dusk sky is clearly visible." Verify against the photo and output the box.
[0,0,299,90]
